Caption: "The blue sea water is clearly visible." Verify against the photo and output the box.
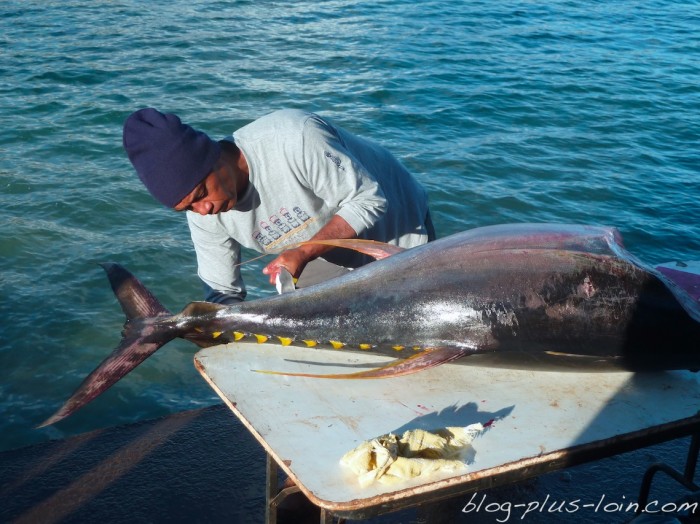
[1,0,699,517]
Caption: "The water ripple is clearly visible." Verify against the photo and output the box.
[1,0,698,451]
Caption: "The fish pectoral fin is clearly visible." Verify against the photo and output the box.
[297,239,405,260]
[253,347,471,379]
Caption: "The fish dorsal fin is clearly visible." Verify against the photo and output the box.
[299,239,405,260]
[254,347,472,379]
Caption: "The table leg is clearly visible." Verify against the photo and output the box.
[266,453,337,523]
[266,453,279,524]
[635,431,700,514]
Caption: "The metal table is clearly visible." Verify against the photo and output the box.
[194,342,700,522]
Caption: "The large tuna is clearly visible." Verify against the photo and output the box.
[39,223,700,427]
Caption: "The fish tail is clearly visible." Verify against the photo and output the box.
[101,262,172,319]
[37,263,178,428]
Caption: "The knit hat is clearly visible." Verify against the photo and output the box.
[123,108,221,207]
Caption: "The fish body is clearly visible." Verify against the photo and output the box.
[40,223,700,427]
[178,223,700,369]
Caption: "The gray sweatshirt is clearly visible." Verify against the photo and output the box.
[187,109,431,301]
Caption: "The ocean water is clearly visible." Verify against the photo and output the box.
[1,0,699,515]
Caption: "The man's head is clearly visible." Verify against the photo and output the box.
[172,144,243,215]
[123,108,221,208]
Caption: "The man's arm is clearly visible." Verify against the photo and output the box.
[262,214,355,284]
[187,212,247,302]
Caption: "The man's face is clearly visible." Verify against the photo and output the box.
[173,162,238,215]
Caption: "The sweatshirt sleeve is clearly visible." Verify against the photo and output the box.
[298,114,387,235]
[187,212,247,302]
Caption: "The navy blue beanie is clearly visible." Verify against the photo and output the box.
[123,108,221,207]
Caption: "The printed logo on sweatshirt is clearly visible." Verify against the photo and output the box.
[252,205,315,251]
[324,150,345,171]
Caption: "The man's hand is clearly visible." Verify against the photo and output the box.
[262,215,357,286]
[262,247,309,285]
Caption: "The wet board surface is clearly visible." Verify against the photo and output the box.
[195,343,700,516]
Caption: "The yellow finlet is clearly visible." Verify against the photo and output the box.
[233,331,246,341]
[303,340,318,347]
[212,331,222,339]
[359,343,372,350]
[330,340,345,350]
[255,334,269,344]
[278,336,293,346]
[392,345,405,351]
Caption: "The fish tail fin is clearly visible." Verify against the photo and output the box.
[254,347,471,379]
[37,263,176,428]
[101,262,172,318]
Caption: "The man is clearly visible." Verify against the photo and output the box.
[123,108,434,304]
